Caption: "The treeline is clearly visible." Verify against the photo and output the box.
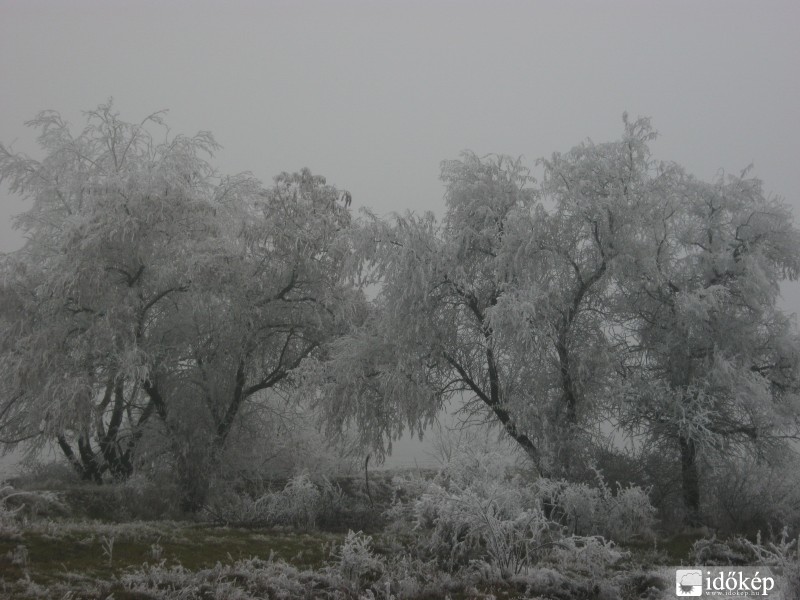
[1,103,798,524]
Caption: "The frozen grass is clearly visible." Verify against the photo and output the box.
[0,520,344,598]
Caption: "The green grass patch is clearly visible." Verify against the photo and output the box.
[0,521,344,597]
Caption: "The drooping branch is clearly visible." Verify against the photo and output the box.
[443,351,543,472]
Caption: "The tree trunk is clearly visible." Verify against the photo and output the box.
[58,435,97,483]
[679,435,701,525]
[555,334,578,425]
[484,346,547,475]
[176,450,214,513]
[57,434,105,483]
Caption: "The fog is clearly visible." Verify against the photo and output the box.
[2,1,799,471]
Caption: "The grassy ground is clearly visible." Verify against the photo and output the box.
[0,521,345,598]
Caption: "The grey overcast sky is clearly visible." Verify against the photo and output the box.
[2,0,800,309]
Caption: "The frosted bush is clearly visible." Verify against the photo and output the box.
[0,486,24,538]
[549,535,625,579]
[703,457,800,534]
[374,554,455,600]
[0,484,68,518]
[605,484,657,542]
[412,481,554,574]
[691,535,760,566]
[393,453,551,574]
[270,472,322,529]
[743,528,800,597]
[534,474,656,542]
[332,530,385,591]
[387,445,655,580]
[206,472,330,529]
[0,484,70,538]
[691,528,800,596]
[206,490,271,525]
[539,479,599,534]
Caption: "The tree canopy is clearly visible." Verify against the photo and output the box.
[312,116,800,520]
[0,103,363,508]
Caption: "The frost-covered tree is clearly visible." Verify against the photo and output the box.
[0,103,226,483]
[0,103,362,508]
[308,153,547,467]
[614,161,800,523]
[489,116,660,472]
[314,118,800,520]
[314,141,641,475]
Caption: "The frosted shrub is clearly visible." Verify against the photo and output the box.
[605,484,657,542]
[0,486,24,538]
[270,472,322,529]
[478,505,552,575]
[390,473,431,505]
[389,445,655,581]
[111,473,183,521]
[390,451,558,575]
[0,484,68,533]
[540,479,599,534]
[333,530,385,591]
[740,527,799,564]
[206,472,327,529]
[535,475,656,542]
[692,528,800,596]
[205,488,271,526]
[123,551,446,600]
[549,535,625,579]
[704,457,800,534]
[743,528,800,596]
[376,554,456,600]
[413,482,553,574]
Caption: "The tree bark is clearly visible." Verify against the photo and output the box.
[57,434,105,483]
[679,435,701,525]
[57,435,93,481]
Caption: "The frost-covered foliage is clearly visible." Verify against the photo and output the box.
[267,473,323,529]
[117,533,626,600]
[691,528,800,597]
[312,115,800,526]
[117,538,434,600]
[0,486,25,538]
[702,455,800,534]
[410,477,554,573]
[207,472,345,529]
[691,528,799,567]
[333,530,385,591]
[0,485,68,533]
[0,465,658,600]
[536,473,656,542]
[119,550,441,600]
[550,535,626,580]
[0,102,366,510]
[121,557,336,600]
[388,448,644,578]
[740,529,800,596]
